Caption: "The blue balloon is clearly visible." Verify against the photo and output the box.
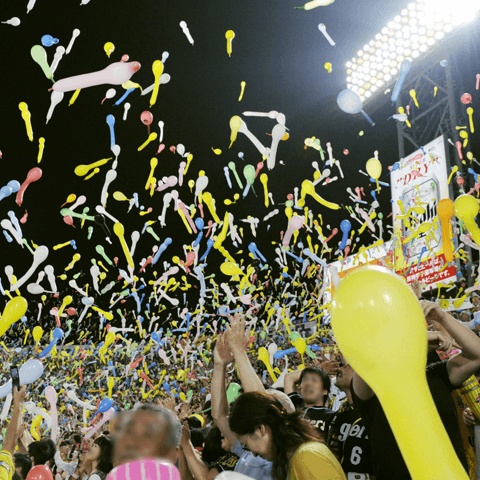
[38,329,63,359]
[273,347,297,359]
[7,180,20,193]
[339,220,351,250]
[97,397,113,413]
[337,89,363,114]
[391,59,412,103]
[41,34,59,47]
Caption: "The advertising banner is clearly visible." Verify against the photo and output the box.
[390,135,457,286]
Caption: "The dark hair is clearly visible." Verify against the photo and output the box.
[93,436,113,474]
[201,426,229,465]
[202,400,213,422]
[14,453,32,480]
[187,416,202,429]
[190,428,205,449]
[229,392,321,480]
[299,367,331,403]
[28,438,56,465]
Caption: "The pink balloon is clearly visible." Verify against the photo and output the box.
[16,167,43,206]
[185,251,196,266]
[83,407,114,440]
[140,111,153,126]
[461,93,472,105]
[66,307,76,316]
[63,216,75,227]
[26,465,54,480]
[106,459,180,480]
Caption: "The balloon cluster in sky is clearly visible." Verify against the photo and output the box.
[0,0,478,429]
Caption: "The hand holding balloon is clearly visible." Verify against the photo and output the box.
[0,359,44,398]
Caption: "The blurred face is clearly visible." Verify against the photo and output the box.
[59,444,70,458]
[113,410,177,466]
[300,373,327,406]
[239,426,273,460]
[84,442,101,463]
[459,312,470,322]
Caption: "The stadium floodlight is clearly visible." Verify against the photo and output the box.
[345,0,480,102]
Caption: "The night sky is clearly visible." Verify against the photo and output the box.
[0,0,480,338]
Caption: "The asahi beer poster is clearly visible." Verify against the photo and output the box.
[390,135,457,286]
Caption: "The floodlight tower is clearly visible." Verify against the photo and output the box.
[344,0,480,159]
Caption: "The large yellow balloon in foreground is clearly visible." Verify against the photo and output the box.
[331,266,468,479]
[0,296,28,337]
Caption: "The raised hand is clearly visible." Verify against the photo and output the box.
[214,332,234,366]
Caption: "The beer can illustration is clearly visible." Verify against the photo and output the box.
[400,173,441,263]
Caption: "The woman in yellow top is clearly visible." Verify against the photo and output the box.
[229,392,345,480]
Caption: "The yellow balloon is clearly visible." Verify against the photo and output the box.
[104,331,116,348]
[365,157,382,179]
[454,194,480,247]
[258,347,277,382]
[30,415,42,441]
[331,266,468,479]
[229,116,242,148]
[437,198,454,263]
[294,337,307,355]
[104,42,115,58]
[220,262,243,276]
[107,377,115,397]
[33,325,44,344]
[0,296,28,337]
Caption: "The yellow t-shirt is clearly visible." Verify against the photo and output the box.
[0,450,14,480]
[289,442,346,480]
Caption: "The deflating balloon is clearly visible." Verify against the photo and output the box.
[331,266,469,479]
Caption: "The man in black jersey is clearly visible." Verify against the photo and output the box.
[351,300,480,480]
[327,359,374,479]
[284,366,334,436]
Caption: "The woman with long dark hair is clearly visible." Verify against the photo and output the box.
[229,392,345,480]
[82,436,113,480]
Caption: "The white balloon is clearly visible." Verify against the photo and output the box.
[0,359,44,399]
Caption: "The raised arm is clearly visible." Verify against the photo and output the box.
[421,300,480,386]
[211,332,237,447]
[3,386,26,454]
[226,316,265,393]
[180,424,219,480]
[284,369,302,395]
